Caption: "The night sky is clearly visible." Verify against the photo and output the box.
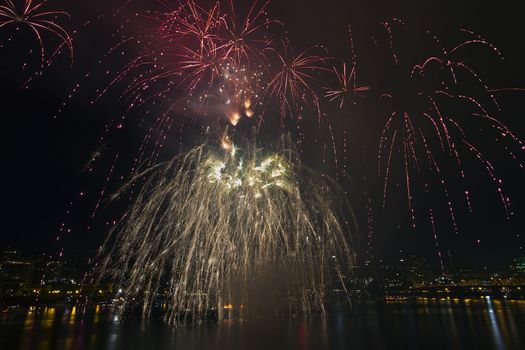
[0,0,524,268]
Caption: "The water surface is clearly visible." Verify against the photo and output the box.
[1,297,524,350]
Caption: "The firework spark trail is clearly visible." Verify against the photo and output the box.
[0,0,73,66]
[381,129,397,211]
[91,153,120,220]
[429,154,459,234]
[429,208,444,275]
[372,20,524,229]
[97,136,355,323]
[403,140,416,228]
[463,140,511,219]
[366,197,374,261]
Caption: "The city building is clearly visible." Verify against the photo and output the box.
[0,250,37,296]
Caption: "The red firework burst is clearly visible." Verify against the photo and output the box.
[265,44,330,122]
[325,62,369,109]
[0,0,73,66]
[374,20,522,234]
[104,0,326,128]
[218,0,278,65]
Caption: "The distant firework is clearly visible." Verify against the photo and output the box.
[318,19,524,268]
[324,28,369,110]
[364,20,523,231]
[325,62,369,110]
[0,0,73,66]
[265,43,329,123]
[97,135,355,323]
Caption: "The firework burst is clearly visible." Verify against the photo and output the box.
[100,0,327,130]
[0,0,73,66]
[96,135,355,323]
[265,44,329,123]
[325,62,369,110]
[219,0,277,65]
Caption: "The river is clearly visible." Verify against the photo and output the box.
[1,297,524,349]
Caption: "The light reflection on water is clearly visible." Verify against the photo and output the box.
[1,298,525,350]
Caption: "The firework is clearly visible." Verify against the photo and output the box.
[265,44,329,123]
[61,4,524,324]
[0,0,73,66]
[371,21,521,232]
[96,134,355,323]
[219,0,277,65]
[101,0,327,129]
[325,62,369,109]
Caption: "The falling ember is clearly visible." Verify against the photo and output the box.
[374,20,523,231]
[96,135,355,324]
[228,111,241,125]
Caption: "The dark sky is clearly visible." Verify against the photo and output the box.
[0,0,524,268]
